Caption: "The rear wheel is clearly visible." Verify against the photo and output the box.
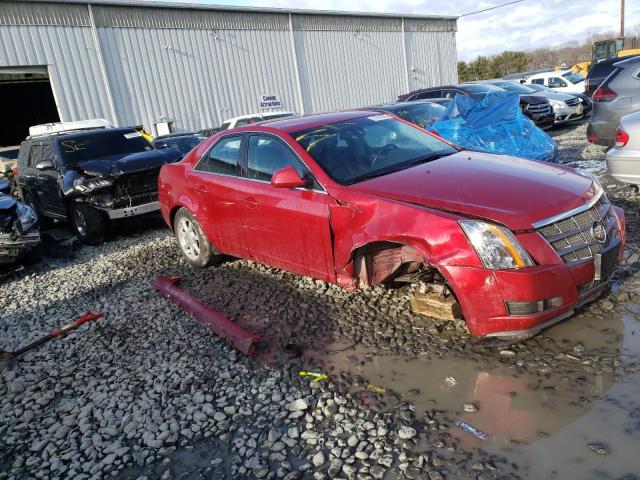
[69,203,107,245]
[173,208,214,267]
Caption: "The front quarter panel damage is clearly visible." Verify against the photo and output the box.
[328,189,482,289]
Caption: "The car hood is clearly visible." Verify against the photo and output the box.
[71,149,181,177]
[348,151,595,231]
[537,91,577,102]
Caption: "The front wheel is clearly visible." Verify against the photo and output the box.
[69,203,107,245]
[173,208,214,267]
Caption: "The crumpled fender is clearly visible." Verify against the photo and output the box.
[60,169,85,197]
[327,188,483,288]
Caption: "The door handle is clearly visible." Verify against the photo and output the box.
[240,196,258,208]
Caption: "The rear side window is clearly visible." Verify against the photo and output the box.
[531,78,544,85]
[196,136,241,176]
[246,135,303,182]
[235,117,261,127]
[27,145,43,168]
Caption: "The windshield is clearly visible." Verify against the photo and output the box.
[493,82,536,94]
[460,84,504,93]
[292,114,457,185]
[562,71,584,84]
[386,103,447,129]
[57,130,153,165]
[156,136,205,154]
[526,83,551,92]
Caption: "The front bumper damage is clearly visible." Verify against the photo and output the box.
[441,205,626,338]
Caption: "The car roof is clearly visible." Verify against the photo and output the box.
[47,127,137,140]
[224,111,297,122]
[368,99,449,110]
[527,70,570,79]
[252,110,381,133]
[154,133,201,140]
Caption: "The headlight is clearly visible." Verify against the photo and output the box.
[74,177,114,193]
[460,220,534,270]
[15,203,38,234]
[549,99,566,109]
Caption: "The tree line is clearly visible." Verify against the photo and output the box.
[458,26,640,82]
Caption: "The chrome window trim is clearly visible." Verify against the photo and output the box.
[194,133,242,174]
[532,187,604,229]
[242,130,327,192]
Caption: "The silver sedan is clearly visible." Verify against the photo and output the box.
[606,110,640,185]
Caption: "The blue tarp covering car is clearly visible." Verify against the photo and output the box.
[430,90,558,162]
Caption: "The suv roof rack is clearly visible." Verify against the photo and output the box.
[28,119,115,138]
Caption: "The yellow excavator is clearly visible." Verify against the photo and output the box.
[568,37,640,76]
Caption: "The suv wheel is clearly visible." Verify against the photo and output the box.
[173,208,214,267]
[70,203,107,245]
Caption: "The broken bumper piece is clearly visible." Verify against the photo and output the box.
[153,275,260,356]
[0,231,41,264]
[106,201,159,219]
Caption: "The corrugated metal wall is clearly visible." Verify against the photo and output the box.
[0,1,457,134]
[0,24,112,122]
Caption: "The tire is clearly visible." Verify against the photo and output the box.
[173,208,214,268]
[69,203,107,245]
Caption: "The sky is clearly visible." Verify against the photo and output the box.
[168,0,639,61]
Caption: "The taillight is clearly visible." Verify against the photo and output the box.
[593,85,617,102]
[11,165,18,176]
[587,133,599,143]
[615,126,629,148]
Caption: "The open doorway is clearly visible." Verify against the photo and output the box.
[0,66,60,147]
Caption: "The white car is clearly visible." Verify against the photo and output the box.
[525,70,586,94]
[221,111,298,129]
[606,110,640,186]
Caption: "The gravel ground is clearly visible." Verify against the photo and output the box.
[1,122,639,480]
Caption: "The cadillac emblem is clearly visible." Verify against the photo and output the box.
[591,221,607,244]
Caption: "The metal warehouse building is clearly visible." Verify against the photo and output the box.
[0,0,458,144]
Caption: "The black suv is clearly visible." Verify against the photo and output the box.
[585,54,639,96]
[397,83,556,130]
[16,127,181,244]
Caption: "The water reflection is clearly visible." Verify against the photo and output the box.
[314,306,640,479]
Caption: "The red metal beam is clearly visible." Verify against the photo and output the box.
[153,275,260,356]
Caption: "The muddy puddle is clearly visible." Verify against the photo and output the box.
[311,310,640,479]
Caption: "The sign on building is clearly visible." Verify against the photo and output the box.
[259,94,282,110]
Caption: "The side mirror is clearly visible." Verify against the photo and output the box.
[36,159,54,171]
[271,166,308,189]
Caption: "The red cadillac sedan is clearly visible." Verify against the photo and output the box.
[158,111,625,338]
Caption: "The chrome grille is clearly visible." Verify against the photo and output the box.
[537,195,619,264]
[527,102,552,115]
[565,97,581,107]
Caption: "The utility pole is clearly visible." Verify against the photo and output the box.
[621,0,625,38]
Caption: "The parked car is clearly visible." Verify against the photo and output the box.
[585,54,639,97]
[587,56,640,146]
[158,110,625,338]
[368,100,449,130]
[605,110,640,185]
[0,193,40,266]
[526,83,592,117]
[220,111,299,130]
[488,81,584,125]
[0,146,20,174]
[525,70,586,93]
[153,133,206,158]
[399,84,555,130]
[16,125,181,244]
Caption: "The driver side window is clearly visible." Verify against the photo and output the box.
[548,77,568,88]
[246,135,304,182]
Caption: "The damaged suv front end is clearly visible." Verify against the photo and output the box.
[0,194,40,266]
[18,128,181,244]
